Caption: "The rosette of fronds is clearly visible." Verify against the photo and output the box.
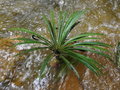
[9,10,111,80]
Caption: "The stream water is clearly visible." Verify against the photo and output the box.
[0,0,120,90]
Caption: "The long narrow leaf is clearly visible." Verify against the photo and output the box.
[57,64,67,78]
[64,37,101,46]
[64,33,104,45]
[40,54,53,78]
[72,45,109,52]
[61,10,86,44]
[9,28,51,45]
[12,37,48,45]
[50,10,57,41]
[64,50,103,75]
[42,14,56,44]
[60,56,80,80]
[58,11,68,44]
[68,42,112,47]
[69,47,111,59]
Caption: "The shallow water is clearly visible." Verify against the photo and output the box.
[0,0,120,90]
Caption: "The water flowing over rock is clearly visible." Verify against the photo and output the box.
[0,0,120,90]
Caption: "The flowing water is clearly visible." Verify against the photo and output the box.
[0,0,120,90]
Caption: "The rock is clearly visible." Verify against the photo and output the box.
[0,37,25,82]
[115,42,120,68]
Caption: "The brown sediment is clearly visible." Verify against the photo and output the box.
[58,63,86,90]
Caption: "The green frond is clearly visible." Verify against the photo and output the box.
[73,45,109,52]
[39,54,53,78]
[64,33,105,45]
[12,37,33,41]
[9,28,51,45]
[50,10,56,38]
[42,14,56,44]
[64,50,103,75]
[12,37,48,45]
[56,64,67,78]
[64,37,101,46]
[61,10,86,44]
[60,56,80,80]
[69,47,111,59]
[68,42,112,47]
[70,33,104,39]
[58,11,68,44]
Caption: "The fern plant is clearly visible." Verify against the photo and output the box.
[9,10,111,80]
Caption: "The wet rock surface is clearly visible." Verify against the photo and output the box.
[0,0,120,90]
